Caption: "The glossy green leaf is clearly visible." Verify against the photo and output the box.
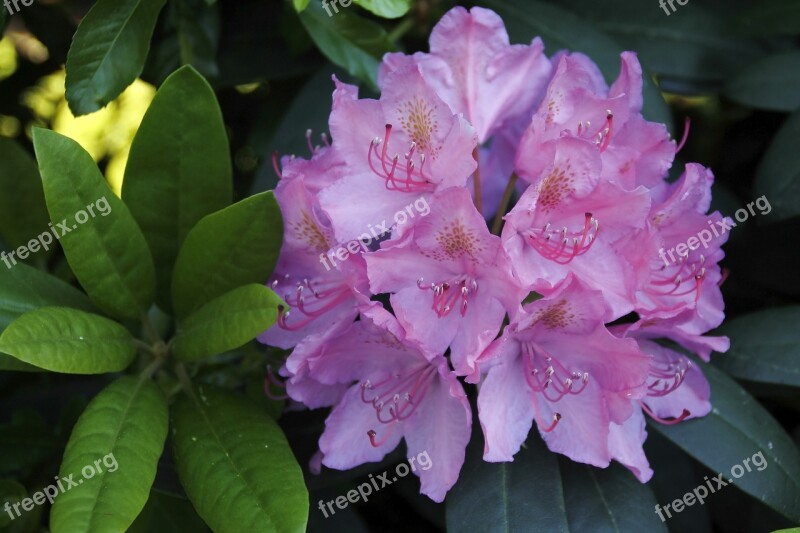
[714,306,800,387]
[32,128,156,320]
[65,0,168,115]
[51,376,168,533]
[173,284,282,362]
[171,191,282,318]
[128,490,210,533]
[0,137,50,254]
[0,307,136,374]
[0,261,93,331]
[175,0,221,79]
[755,110,800,222]
[299,1,395,90]
[353,0,410,19]
[559,459,667,532]
[122,66,232,312]
[726,51,800,112]
[651,361,800,523]
[556,0,763,87]
[171,386,308,533]
[0,353,40,372]
[446,431,569,531]
[736,0,800,36]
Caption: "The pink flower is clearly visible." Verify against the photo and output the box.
[502,136,651,318]
[476,277,650,468]
[366,188,524,379]
[380,6,551,144]
[625,164,729,337]
[293,316,471,502]
[259,178,371,348]
[319,70,478,243]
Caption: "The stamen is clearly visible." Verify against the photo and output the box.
[361,365,437,426]
[274,275,352,331]
[640,403,691,425]
[523,343,589,402]
[367,124,435,193]
[264,365,288,401]
[676,117,691,154]
[272,151,282,179]
[527,213,598,264]
[418,276,478,317]
[367,424,397,447]
[305,129,316,155]
[598,111,614,152]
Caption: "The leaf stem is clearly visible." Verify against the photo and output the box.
[142,314,162,344]
[133,339,156,356]
[491,173,518,235]
[388,17,415,43]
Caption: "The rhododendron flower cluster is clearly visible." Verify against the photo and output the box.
[260,6,729,502]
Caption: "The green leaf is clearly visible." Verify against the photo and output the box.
[353,0,410,19]
[299,0,395,90]
[128,490,210,533]
[173,284,282,362]
[755,110,800,222]
[736,0,800,36]
[446,431,569,531]
[726,51,800,112]
[65,0,168,115]
[0,261,93,331]
[555,0,763,88]
[171,386,308,533]
[651,361,800,523]
[171,191,282,319]
[0,137,51,254]
[0,353,41,372]
[122,66,232,312]
[559,459,667,532]
[32,128,156,320]
[50,376,168,533]
[482,0,671,128]
[0,479,28,529]
[714,306,800,388]
[0,307,136,374]
[293,0,311,13]
[0,411,58,475]
[175,0,221,79]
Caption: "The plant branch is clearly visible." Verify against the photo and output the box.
[491,173,518,235]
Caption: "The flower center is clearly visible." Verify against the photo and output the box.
[639,349,692,425]
[361,364,438,447]
[649,254,705,304]
[417,276,479,317]
[273,275,352,331]
[526,213,599,264]
[368,124,436,193]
